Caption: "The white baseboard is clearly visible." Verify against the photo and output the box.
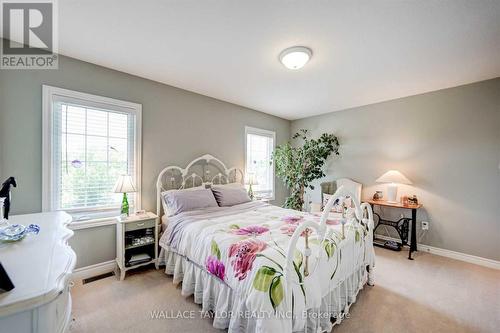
[374,234,500,270]
[72,260,117,282]
[417,244,500,270]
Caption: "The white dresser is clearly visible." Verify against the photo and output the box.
[0,212,76,333]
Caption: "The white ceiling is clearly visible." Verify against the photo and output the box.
[55,1,500,119]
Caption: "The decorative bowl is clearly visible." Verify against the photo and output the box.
[0,223,40,242]
[373,191,383,200]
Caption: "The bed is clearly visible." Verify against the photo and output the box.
[157,154,375,333]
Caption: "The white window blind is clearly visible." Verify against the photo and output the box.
[43,86,142,218]
[245,127,275,200]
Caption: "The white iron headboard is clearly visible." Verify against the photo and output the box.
[156,154,244,217]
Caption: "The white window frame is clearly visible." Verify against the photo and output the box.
[244,126,276,201]
[42,85,142,218]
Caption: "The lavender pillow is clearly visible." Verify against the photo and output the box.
[211,183,251,207]
[162,188,218,216]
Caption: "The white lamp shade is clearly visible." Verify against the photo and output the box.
[113,175,137,193]
[245,173,259,186]
[375,170,412,185]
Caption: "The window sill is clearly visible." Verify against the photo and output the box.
[254,193,275,201]
[69,216,118,230]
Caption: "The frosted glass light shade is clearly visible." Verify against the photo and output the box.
[279,46,312,70]
[113,175,137,193]
[375,170,412,185]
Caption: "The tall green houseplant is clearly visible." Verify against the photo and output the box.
[273,129,340,211]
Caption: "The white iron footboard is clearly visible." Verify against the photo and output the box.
[283,185,375,331]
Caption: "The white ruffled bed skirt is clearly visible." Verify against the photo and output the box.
[159,247,369,333]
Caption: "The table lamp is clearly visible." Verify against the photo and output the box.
[375,170,412,203]
[113,175,137,217]
[245,173,259,200]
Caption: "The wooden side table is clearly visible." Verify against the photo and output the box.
[116,212,159,280]
[365,199,423,260]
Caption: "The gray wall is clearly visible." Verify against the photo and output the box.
[69,225,116,268]
[291,78,500,261]
[0,54,290,268]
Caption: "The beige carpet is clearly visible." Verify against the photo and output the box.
[70,248,500,333]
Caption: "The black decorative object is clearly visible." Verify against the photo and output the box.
[0,262,15,292]
[0,177,17,219]
[372,214,411,251]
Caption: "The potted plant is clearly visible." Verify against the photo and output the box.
[273,129,340,211]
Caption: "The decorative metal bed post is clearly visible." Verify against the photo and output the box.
[341,201,347,239]
[360,201,376,286]
[283,186,375,330]
[303,228,310,277]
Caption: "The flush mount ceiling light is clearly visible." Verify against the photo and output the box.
[279,46,312,70]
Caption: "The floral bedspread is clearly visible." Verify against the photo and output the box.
[160,201,373,331]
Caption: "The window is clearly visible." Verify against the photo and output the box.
[245,126,275,200]
[42,86,141,219]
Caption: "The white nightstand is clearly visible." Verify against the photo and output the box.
[116,212,159,280]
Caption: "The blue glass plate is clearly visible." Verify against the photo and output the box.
[0,223,40,242]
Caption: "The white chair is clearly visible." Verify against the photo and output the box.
[336,178,362,205]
